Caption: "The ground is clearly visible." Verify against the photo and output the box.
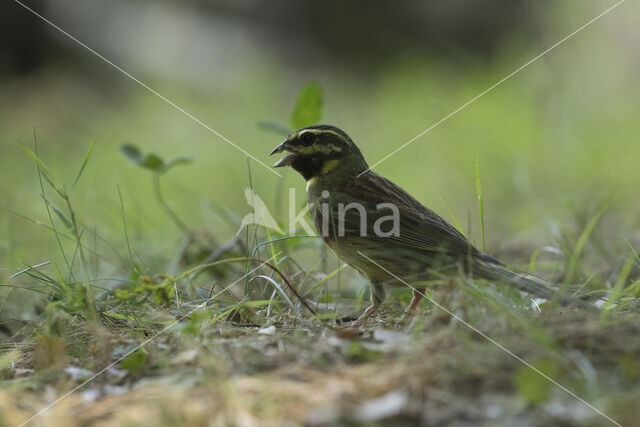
[2,253,640,426]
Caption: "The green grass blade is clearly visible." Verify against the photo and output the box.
[18,140,66,198]
[40,195,72,228]
[17,141,55,180]
[601,256,634,317]
[563,201,609,286]
[623,238,640,266]
[440,190,465,236]
[70,140,96,191]
[31,131,75,281]
[528,247,544,273]
[474,151,486,252]
[117,184,142,275]
[304,263,348,296]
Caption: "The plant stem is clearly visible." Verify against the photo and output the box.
[152,173,209,251]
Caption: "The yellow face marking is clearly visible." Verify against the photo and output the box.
[305,129,350,142]
[306,160,339,190]
[290,129,352,153]
[306,176,317,191]
[321,159,340,174]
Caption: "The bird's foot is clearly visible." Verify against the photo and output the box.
[350,304,378,328]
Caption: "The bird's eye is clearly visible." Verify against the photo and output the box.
[300,133,315,146]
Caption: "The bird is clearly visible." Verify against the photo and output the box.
[270,124,575,322]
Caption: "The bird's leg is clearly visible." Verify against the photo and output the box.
[351,281,385,327]
[406,288,424,313]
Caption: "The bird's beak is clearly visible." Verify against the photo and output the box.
[270,139,297,168]
[270,139,289,156]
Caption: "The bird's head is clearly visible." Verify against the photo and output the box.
[270,125,368,181]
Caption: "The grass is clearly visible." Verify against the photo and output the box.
[2,6,640,422]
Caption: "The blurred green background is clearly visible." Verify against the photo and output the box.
[1,0,638,315]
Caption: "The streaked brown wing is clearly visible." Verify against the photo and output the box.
[330,171,482,260]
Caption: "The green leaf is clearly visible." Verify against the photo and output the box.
[70,140,96,191]
[120,143,165,172]
[514,359,559,405]
[290,82,323,130]
[120,143,191,173]
[121,349,148,372]
[120,143,144,164]
[141,153,165,172]
[164,156,193,172]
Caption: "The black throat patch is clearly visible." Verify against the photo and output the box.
[291,155,329,181]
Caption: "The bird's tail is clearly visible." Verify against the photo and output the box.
[473,261,592,308]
